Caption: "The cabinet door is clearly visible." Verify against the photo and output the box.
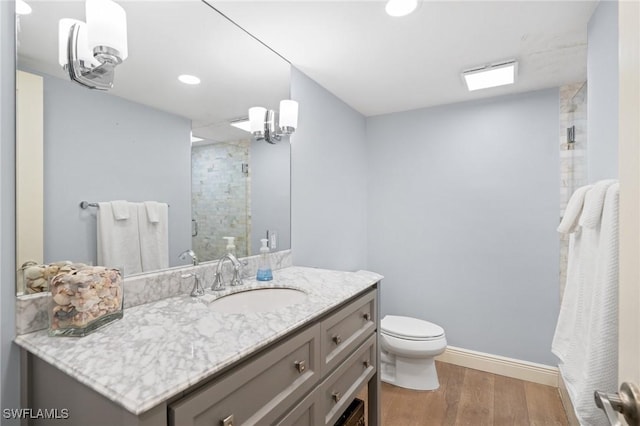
[276,389,322,426]
[320,290,376,375]
[169,324,321,426]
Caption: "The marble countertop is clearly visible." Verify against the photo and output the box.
[15,266,382,415]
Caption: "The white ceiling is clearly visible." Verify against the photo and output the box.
[17,1,290,142]
[211,0,598,116]
[17,0,598,127]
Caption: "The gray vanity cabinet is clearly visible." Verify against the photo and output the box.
[320,291,376,374]
[169,324,322,426]
[276,388,322,426]
[22,287,379,426]
[168,289,378,426]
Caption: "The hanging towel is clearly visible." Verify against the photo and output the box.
[97,201,142,275]
[110,200,130,220]
[137,202,169,272]
[558,184,592,234]
[553,185,591,359]
[552,181,619,426]
[579,179,617,229]
[143,201,161,224]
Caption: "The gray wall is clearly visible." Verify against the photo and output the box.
[31,72,192,271]
[587,0,619,181]
[1,2,19,422]
[290,68,368,271]
[251,138,291,255]
[366,90,561,365]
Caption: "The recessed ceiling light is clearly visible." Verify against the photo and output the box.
[230,119,251,133]
[462,61,518,92]
[16,0,32,15]
[178,74,200,85]
[385,0,418,17]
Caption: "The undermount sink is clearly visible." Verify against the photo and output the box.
[209,288,308,314]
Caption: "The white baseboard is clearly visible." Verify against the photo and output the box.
[435,346,559,387]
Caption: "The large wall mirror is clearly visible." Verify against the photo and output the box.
[15,0,291,292]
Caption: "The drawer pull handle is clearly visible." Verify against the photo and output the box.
[332,391,342,402]
[363,360,370,368]
[221,414,234,426]
[333,335,342,345]
[363,312,371,321]
[295,360,306,373]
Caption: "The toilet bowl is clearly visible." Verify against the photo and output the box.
[380,315,447,391]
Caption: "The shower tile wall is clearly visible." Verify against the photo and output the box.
[191,140,251,261]
[559,82,587,297]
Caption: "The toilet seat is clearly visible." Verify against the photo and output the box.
[381,315,444,341]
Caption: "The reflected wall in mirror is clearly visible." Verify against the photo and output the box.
[15,0,291,291]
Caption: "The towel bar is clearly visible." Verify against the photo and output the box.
[79,201,170,209]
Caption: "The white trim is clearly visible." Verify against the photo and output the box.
[435,346,558,387]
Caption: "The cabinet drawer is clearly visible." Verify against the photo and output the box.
[320,334,376,426]
[169,324,321,426]
[276,388,321,426]
[320,290,376,374]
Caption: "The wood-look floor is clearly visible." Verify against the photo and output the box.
[361,361,568,426]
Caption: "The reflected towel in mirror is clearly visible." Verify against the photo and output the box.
[143,201,161,224]
[97,202,142,274]
[138,202,169,272]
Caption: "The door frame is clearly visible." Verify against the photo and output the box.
[618,0,640,386]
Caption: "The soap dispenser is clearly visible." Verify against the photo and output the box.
[223,237,236,256]
[256,238,273,281]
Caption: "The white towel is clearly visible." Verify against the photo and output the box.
[137,202,169,272]
[110,200,130,220]
[553,182,619,426]
[97,202,142,275]
[579,179,617,229]
[558,185,592,234]
[144,201,161,224]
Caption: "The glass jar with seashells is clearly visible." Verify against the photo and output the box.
[48,266,123,337]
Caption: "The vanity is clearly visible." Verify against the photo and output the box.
[16,267,382,426]
[13,2,381,424]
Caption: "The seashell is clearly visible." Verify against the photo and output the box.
[70,295,100,312]
[29,277,46,288]
[53,293,71,306]
[97,288,110,298]
[24,266,44,280]
[54,307,76,320]
[77,286,97,296]
[58,265,74,274]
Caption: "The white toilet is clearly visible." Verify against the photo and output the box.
[380,315,447,391]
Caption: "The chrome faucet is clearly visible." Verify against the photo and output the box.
[179,250,204,297]
[179,249,199,266]
[212,253,243,291]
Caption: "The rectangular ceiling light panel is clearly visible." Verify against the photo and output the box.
[462,61,517,92]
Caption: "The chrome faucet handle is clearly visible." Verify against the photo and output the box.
[182,273,204,297]
[230,255,244,286]
[212,272,225,291]
[231,264,243,286]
